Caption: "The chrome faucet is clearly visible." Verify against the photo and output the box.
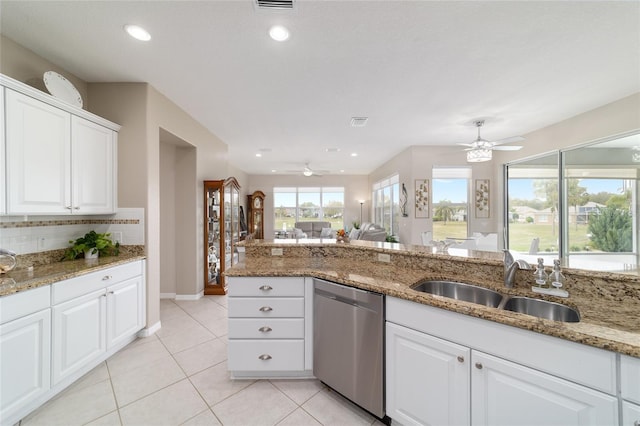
[503,249,532,288]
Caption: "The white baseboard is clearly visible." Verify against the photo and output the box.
[160,293,176,299]
[138,320,161,337]
[175,291,204,301]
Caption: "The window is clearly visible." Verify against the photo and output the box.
[432,167,471,241]
[273,187,344,232]
[372,175,399,235]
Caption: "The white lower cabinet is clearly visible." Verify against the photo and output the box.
[52,288,107,384]
[386,322,469,426]
[622,401,640,426]
[0,260,145,426]
[471,351,618,426]
[52,262,145,385]
[0,307,51,422]
[227,276,312,377]
[386,297,619,426]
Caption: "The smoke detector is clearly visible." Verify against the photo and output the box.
[350,117,368,127]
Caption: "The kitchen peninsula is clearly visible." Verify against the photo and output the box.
[227,238,640,356]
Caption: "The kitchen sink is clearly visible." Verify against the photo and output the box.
[411,280,504,308]
[502,296,580,323]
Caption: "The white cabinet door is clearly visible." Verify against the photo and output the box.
[0,309,51,418]
[107,276,143,349]
[6,89,71,214]
[622,401,640,426]
[1,88,5,215]
[622,355,640,405]
[386,322,470,426]
[71,116,116,214]
[471,351,618,426]
[52,289,106,385]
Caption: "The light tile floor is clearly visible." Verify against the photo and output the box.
[19,296,384,426]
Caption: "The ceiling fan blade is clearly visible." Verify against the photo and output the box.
[493,145,523,151]
[457,143,476,148]
[492,136,525,145]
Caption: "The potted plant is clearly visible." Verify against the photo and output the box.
[63,231,120,261]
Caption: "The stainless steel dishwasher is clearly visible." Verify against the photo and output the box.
[313,278,386,420]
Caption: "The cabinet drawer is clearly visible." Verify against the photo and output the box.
[622,355,640,404]
[623,401,640,426]
[0,285,50,324]
[228,297,304,318]
[229,318,304,339]
[228,340,304,371]
[52,261,142,305]
[228,277,305,297]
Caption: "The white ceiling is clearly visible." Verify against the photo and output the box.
[1,1,639,176]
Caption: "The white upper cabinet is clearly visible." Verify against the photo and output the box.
[71,116,116,214]
[2,74,119,216]
[6,89,71,214]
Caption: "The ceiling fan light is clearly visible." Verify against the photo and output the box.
[467,148,492,163]
[303,167,313,177]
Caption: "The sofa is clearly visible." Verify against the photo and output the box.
[350,222,388,242]
[293,221,332,238]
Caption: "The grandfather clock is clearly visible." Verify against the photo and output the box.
[248,190,266,239]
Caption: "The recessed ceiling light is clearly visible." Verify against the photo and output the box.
[271,169,277,173]
[350,152,358,157]
[124,24,151,41]
[255,153,262,157]
[340,170,345,173]
[326,148,341,153]
[269,25,290,41]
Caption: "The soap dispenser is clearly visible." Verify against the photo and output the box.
[532,258,548,287]
[549,259,565,291]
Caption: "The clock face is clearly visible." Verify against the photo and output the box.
[253,197,262,209]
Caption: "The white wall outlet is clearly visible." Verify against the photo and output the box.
[378,253,391,263]
[271,248,283,256]
[113,232,123,244]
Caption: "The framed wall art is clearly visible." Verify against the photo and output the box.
[415,179,430,218]
[475,179,490,218]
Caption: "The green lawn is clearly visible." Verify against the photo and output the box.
[433,221,593,253]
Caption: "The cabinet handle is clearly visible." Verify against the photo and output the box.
[258,354,272,361]
[258,326,272,333]
[457,356,465,363]
[108,291,115,295]
[259,285,273,291]
[102,275,112,281]
[634,421,640,426]
[475,362,483,370]
[74,207,80,210]
[259,306,273,312]
[101,293,107,298]
[65,206,72,210]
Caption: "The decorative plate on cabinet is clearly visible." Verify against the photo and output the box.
[43,71,83,108]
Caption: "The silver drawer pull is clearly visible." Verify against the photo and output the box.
[102,275,112,281]
[259,285,273,291]
[457,356,464,363]
[634,421,640,426]
[259,306,273,312]
[258,354,272,361]
[259,326,272,333]
[475,362,483,370]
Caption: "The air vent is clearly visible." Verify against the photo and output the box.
[350,117,369,128]
[256,0,293,10]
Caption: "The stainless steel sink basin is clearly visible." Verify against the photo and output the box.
[502,296,580,322]
[411,280,504,308]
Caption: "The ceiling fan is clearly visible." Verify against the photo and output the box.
[459,120,524,162]
[286,162,329,177]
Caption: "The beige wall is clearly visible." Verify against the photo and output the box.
[0,35,88,109]
[369,145,494,245]
[246,174,370,239]
[159,142,178,296]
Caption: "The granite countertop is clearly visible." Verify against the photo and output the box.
[0,246,145,297]
[227,240,640,358]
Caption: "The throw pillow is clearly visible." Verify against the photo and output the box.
[320,227,333,238]
[293,228,305,238]
[349,228,360,240]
